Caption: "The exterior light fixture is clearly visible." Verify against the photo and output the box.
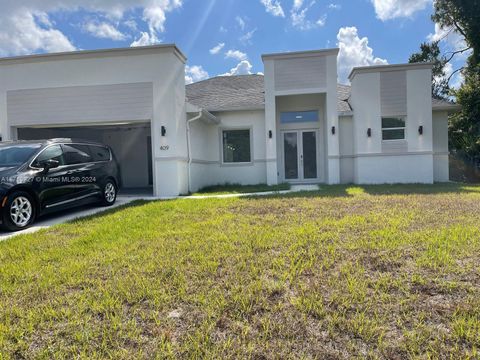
[331,126,336,135]
[269,130,273,139]
[161,126,167,137]
[367,128,372,137]
[418,125,424,135]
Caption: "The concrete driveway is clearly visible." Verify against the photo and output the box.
[0,195,153,241]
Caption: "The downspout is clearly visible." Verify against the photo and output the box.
[186,111,203,194]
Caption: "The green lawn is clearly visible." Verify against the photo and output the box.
[1,183,480,358]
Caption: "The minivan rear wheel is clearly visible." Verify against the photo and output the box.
[2,191,36,231]
[101,181,117,206]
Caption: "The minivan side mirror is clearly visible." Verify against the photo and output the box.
[38,159,60,172]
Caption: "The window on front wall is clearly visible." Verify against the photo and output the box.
[222,129,251,163]
[382,117,406,140]
[280,111,318,124]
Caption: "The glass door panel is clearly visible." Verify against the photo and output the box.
[302,131,317,179]
[283,132,299,180]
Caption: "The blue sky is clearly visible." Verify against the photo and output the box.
[0,0,466,85]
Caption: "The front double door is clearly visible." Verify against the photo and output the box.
[282,130,319,182]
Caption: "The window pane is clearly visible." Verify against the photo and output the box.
[382,117,405,128]
[34,145,65,167]
[63,144,93,165]
[280,111,318,124]
[284,132,298,179]
[302,131,317,179]
[0,144,41,167]
[382,129,405,140]
[222,130,251,163]
[89,145,110,162]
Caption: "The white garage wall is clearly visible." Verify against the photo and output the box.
[0,46,187,197]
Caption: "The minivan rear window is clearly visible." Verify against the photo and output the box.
[62,144,93,165]
[89,146,110,162]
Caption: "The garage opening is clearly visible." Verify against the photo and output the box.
[16,122,153,195]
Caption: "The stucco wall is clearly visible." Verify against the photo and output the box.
[432,111,449,182]
[339,116,354,184]
[349,66,435,184]
[189,110,267,192]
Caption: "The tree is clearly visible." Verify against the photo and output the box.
[409,41,449,99]
[432,0,480,71]
[411,0,480,166]
[449,72,480,158]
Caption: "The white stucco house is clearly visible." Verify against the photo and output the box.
[0,45,459,197]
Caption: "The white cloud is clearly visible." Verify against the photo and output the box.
[130,32,160,46]
[328,3,341,10]
[240,28,257,45]
[371,0,432,21]
[225,49,248,61]
[260,0,285,17]
[124,19,138,31]
[293,0,304,10]
[0,11,76,56]
[83,21,127,41]
[185,65,209,84]
[220,60,253,76]
[209,42,225,55]
[0,0,182,56]
[236,16,246,31]
[337,26,388,83]
[290,2,327,31]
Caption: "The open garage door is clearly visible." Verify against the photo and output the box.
[16,122,153,195]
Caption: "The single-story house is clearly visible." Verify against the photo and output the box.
[0,45,459,197]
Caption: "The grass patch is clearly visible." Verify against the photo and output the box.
[0,183,480,358]
[193,182,291,195]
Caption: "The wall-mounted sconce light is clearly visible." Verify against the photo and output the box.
[161,126,167,137]
[268,130,273,139]
[367,128,372,137]
[418,125,424,135]
[331,126,336,135]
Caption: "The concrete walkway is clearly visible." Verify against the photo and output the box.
[0,184,319,241]
[183,184,319,199]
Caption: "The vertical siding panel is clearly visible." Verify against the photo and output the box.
[380,71,406,116]
[274,57,326,91]
[7,83,153,126]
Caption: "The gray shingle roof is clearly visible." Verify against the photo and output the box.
[186,75,265,112]
[186,74,352,113]
[186,75,457,113]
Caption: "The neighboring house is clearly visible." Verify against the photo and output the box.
[0,45,459,197]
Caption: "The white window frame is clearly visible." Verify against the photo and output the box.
[220,127,253,166]
[381,116,406,142]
